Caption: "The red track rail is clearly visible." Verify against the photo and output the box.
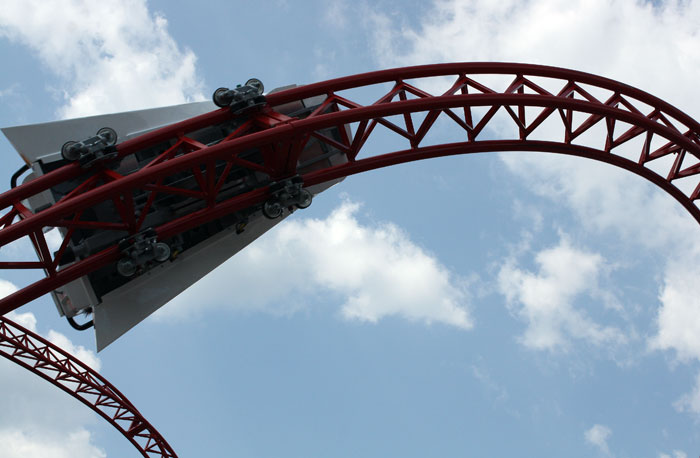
[2,63,699,314]
[0,314,177,457]
[1,62,700,456]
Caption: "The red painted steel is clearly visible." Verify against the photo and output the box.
[1,63,699,315]
[0,314,177,457]
[2,62,700,456]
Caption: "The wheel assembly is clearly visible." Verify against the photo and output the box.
[117,258,137,277]
[212,87,231,108]
[61,140,80,161]
[153,242,171,262]
[97,127,118,145]
[245,78,264,95]
[262,200,283,219]
[295,189,312,209]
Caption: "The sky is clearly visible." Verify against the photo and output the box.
[0,0,699,457]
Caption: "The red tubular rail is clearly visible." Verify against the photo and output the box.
[1,62,700,457]
[0,314,178,457]
[1,63,699,314]
[0,65,698,315]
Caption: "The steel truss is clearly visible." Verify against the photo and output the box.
[0,314,177,457]
[1,62,699,456]
[2,63,700,314]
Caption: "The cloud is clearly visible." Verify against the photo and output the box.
[500,156,700,364]
[585,423,612,455]
[161,200,472,330]
[368,0,700,119]
[674,371,700,415]
[650,256,700,362]
[0,0,205,118]
[0,84,19,98]
[0,3,188,452]
[659,451,688,458]
[470,363,510,405]
[0,278,18,299]
[323,0,350,30]
[367,0,700,254]
[1,310,104,456]
[367,0,700,412]
[0,429,105,458]
[497,236,626,351]
[45,330,101,371]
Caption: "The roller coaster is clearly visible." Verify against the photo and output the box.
[1,63,699,457]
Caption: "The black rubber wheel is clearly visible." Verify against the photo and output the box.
[245,78,264,95]
[153,242,171,262]
[262,200,283,219]
[97,127,117,145]
[295,189,312,209]
[212,87,231,108]
[61,141,80,161]
[117,258,137,277]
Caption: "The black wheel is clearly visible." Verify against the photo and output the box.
[212,87,231,107]
[153,242,171,262]
[245,78,264,95]
[117,258,137,277]
[262,200,283,219]
[97,127,117,145]
[61,141,80,161]
[295,189,312,209]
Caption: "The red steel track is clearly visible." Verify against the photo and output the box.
[0,314,177,457]
[1,62,699,456]
[2,62,700,315]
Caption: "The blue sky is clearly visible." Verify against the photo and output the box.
[1,1,700,457]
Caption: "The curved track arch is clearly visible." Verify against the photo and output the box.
[0,314,177,457]
[1,63,699,315]
[1,62,700,456]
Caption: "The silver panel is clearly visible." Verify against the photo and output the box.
[92,178,342,352]
[2,91,349,351]
[94,208,287,351]
[2,101,216,164]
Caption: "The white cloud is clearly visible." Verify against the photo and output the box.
[585,423,612,455]
[367,0,700,411]
[367,0,700,255]
[161,200,472,330]
[470,363,509,404]
[323,0,350,30]
[368,0,700,120]
[0,0,205,118]
[0,1,202,450]
[1,311,103,456]
[0,429,105,458]
[46,330,101,371]
[0,83,19,98]
[674,371,700,415]
[498,236,625,351]
[501,155,700,365]
[45,228,63,253]
[500,155,698,251]
[0,278,18,299]
[650,256,700,362]
[659,452,688,458]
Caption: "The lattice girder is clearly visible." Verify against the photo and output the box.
[1,64,699,317]
[0,61,699,458]
[0,314,177,457]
